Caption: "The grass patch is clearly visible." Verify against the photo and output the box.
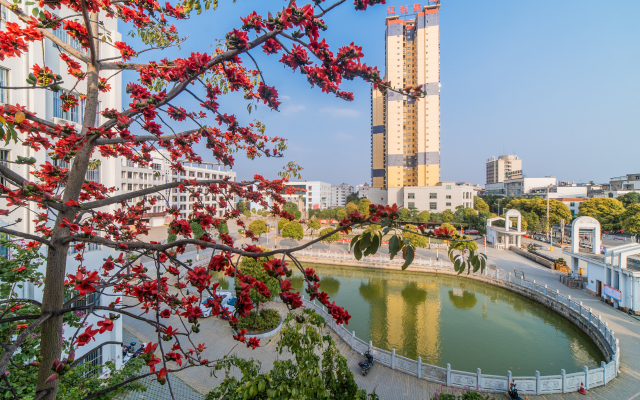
[236,308,281,333]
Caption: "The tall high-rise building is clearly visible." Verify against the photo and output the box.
[485,155,523,185]
[372,2,441,190]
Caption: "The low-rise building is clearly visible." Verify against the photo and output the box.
[484,182,506,197]
[526,184,587,199]
[556,198,587,218]
[331,183,354,208]
[368,182,475,212]
[504,177,556,197]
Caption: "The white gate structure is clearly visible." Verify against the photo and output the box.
[296,252,620,395]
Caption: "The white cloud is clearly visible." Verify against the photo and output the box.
[280,95,291,100]
[281,105,305,115]
[320,107,361,118]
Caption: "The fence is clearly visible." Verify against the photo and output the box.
[602,234,634,243]
[295,249,450,266]
[300,259,619,395]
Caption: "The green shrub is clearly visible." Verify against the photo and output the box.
[235,308,281,333]
[430,390,494,400]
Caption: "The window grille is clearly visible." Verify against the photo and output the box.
[80,347,103,377]
[53,91,85,123]
[0,68,8,104]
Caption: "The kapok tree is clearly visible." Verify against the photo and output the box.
[0,1,485,399]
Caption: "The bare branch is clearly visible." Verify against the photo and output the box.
[70,341,122,368]
[94,129,198,145]
[0,226,52,246]
[80,3,98,66]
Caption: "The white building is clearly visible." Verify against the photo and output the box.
[284,181,331,211]
[556,198,587,218]
[526,184,588,199]
[0,6,124,373]
[356,183,371,200]
[564,217,640,314]
[504,177,556,197]
[331,183,354,208]
[368,182,475,212]
[484,182,506,197]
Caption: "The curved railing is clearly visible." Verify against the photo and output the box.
[298,251,619,395]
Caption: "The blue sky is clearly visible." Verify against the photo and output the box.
[120,0,640,187]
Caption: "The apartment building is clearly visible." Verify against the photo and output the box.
[356,182,371,199]
[486,155,523,185]
[284,181,331,211]
[504,177,556,197]
[0,6,124,373]
[369,182,474,212]
[331,183,354,208]
[372,2,441,191]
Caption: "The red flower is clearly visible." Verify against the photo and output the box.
[97,318,114,334]
[74,325,99,347]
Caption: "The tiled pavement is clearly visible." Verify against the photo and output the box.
[121,242,640,400]
[119,329,204,400]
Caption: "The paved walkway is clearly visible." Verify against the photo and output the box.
[121,235,640,400]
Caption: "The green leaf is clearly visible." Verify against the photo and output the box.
[388,235,399,260]
[353,241,362,260]
[401,245,414,270]
[349,234,360,251]
[32,7,39,17]
[11,126,17,143]
[364,233,380,257]
[360,231,371,251]
[382,226,392,235]
[5,123,14,146]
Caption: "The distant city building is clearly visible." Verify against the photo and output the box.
[369,182,474,212]
[285,181,331,210]
[484,182,505,197]
[504,177,556,197]
[371,3,441,190]
[356,183,371,199]
[486,155,523,185]
[331,183,354,208]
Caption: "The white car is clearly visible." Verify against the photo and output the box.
[201,291,236,318]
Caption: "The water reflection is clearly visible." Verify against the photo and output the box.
[212,263,604,375]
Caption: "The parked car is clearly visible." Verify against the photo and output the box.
[465,229,479,235]
[201,291,236,318]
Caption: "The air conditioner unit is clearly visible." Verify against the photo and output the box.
[52,117,81,132]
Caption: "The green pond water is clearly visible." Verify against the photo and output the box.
[215,263,604,376]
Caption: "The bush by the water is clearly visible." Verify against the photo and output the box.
[431,391,494,400]
[235,309,281,332]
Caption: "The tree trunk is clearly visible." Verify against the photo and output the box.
[35,13,101,400]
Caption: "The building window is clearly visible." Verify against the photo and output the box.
[446,202,452,207]
[407,193,415,199]
[80,347,103,378]
[0,150,8,185]
[429,202,437,210]
[0,68,8,104]
[570,202,575,207]
[53,91,85,123]
[446,185,452,189]
[429,193,437,199]
[446,195,451,199]
[408,202,415,208]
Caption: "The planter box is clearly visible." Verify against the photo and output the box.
[245,316,284,340]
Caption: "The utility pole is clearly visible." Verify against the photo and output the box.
[547,187,550,243]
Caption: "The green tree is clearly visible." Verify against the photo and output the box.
[238,253,279,312]
[345,202,357,214]
[294,210,302,220]
[237,201,247,213]
[167,221,205,243]
[346,192,360,205]
[219,222,229,235]
[251,208,256,213]
[399,208,411,221]
[450,235,479,253]
[357,198,371,217]
[283,201,299,215]
[278,217,289,232]
[440,223,459,236]
[417,211,431,223]
[248,219,268,242]
[207,309,379,400]
[307,218,321,238]
[621,204,640,235]
[319,227,340,250]
[578,198,625,231]
[336,208,347,220]
[463,208,478,222]
[474,197,490,213]
[442,209,454,223]
[282,221,304,247]
[404,224,427,248]
[243,210,251,219]
[430,212,443,223]
[618,192,640,208]
[506,197,571,227]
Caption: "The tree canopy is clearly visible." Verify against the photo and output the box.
[357,198,371,217]
[278,217,290,232]
[404,224,427,248]
[505,197,571,227]
[442,210,454,223]
[319,227,340,250]
[578,198,625,231]
[621,204,640,235]
[618,192,640,208]
[281,221,304,241]
[474,197,490,213]
[307,218,322,236]
[248,219,268,238]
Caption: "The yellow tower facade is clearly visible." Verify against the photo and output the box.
[371,2,441,189]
